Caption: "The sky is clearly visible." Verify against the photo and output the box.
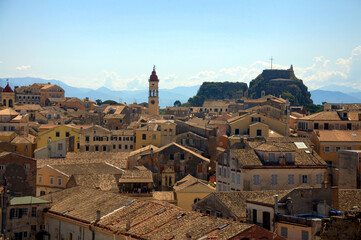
[0,0,361,91]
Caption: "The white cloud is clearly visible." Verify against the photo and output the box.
[16,65,31,70]
[186,45,361,91]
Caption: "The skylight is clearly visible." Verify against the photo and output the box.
[294,142,307,149]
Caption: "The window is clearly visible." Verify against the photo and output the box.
[56,132,60,137]
[32,207,36,217]
[24,145,28,151]
[237,173,240,184]
[152,134,156,140]
[85,146,89,151]
[95,146,99,151]
[334,146,343,152]
[0,165,4,170]
[269,153,275,162]
[324,123,329,130]
[25,164,30,170]
[102,146,107,151]
[113,145,116,150]
[271,174,278,185]
[124,145,128,150]
[231,172,235,183]
[301,175,309,184]
[142,134,146,140]
[130,145,133,150]
[345,146,354,150]
[50,176,54,184]
[170,154,174,160]
[31,225,36,232]
[38,175,42,184]
[323,146,332,152]
[314,123,319,129]
[253,175,260,185]
[285,153,292,162]
[256,129,262,136]
[218,167,222,176]
[77,143,80,149]
[118,144,122,149]
[316,174,322,184]
[281,227,288,238]
[288,175,294,184]
[223,185,226,191]
[58,143,63,151]
[302,230,309,240]
[85,136,90,142]
[234,128,240,135]
[216,212,223,218]
[180,153,185,160]
[223,168,227,178]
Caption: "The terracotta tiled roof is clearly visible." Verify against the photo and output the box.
[315,130,361,142]
[49,162,124,175]
[0,108,19,116]
[36,152,130,169]
[173,174,214,192]
[337,189,361,212]
[155,142,210,163]
[209,191,287,219]
[119,167,153,183]
[299,111,342,121]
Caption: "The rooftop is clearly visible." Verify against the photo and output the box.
[11,196,51,206]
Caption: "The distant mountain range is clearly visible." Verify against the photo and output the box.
[310,84,361,105]
[1,77,360,107]
[0,77,199,108]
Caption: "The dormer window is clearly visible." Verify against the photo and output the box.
[343,112,348,118]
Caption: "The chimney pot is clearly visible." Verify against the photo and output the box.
[96,210,101,222]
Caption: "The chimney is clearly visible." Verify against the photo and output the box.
[274,195,279,215]
[48,82,51,84]
[126,220,131,231]
[96,210,101,222]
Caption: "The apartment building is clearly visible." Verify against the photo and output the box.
[217,138,327,192]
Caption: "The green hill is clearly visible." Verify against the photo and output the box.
[187,82,248,106]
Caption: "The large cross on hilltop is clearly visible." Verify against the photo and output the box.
[269,56,274,69]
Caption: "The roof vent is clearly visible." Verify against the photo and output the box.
[218,224,228,229]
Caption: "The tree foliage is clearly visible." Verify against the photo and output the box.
[102,100,118,105]
[95,99,102,105]
[173,100,181,107]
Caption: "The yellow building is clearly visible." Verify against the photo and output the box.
[36,165,70,196]
[37,124,83,152]
[135,124,162,149]
[173,174,215,210]
[0,131,16,142]
[227,112,288,137]
[310,130,361,166]
[11,135,37,157]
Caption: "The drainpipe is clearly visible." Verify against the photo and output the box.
[274,194,279,232]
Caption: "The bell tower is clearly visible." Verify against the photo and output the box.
[148,65,159,116]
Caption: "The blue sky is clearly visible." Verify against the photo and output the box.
[0,0,361,90]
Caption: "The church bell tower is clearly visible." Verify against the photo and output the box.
[148,66,159,116]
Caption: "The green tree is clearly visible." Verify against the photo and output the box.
[95,99,103,105]
[102,100,118,105]
[173,100,181,107]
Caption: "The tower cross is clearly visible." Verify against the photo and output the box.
[269,56,274,69]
